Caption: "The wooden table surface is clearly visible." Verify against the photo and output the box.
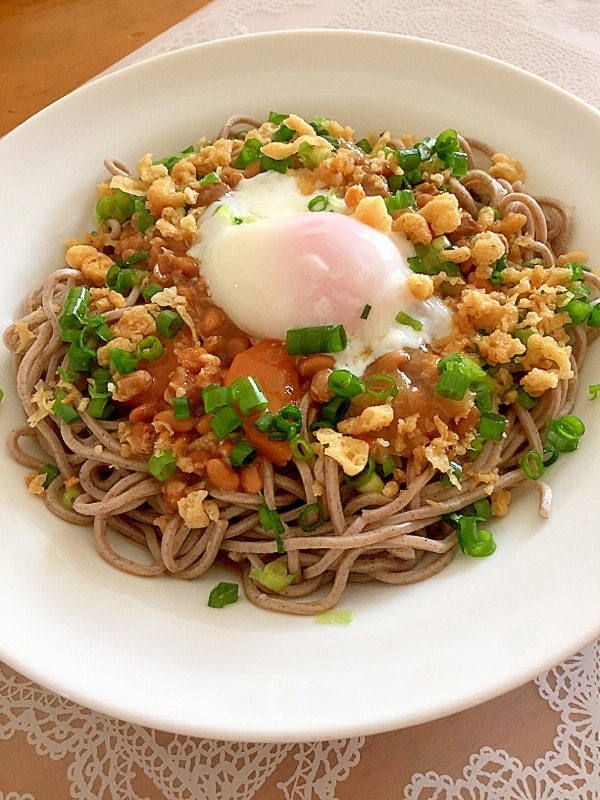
[0,3,568,798]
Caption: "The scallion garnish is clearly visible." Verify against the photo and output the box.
[315,610,355,624]
[147,451,177,482]
[298,503,325,532]
[58,287,90,331]
[207,581,239,608]
[545,414,584,454]
[435,369,471,401]
[285,325,347,355]
[254,411,277,433]
[472,381,492,413]
[564,298,592,325]
[210,406,242,440]
[385,189,416,212]
[517,385,537,410]
[39,464,60,488]
[95,189,136,224]
[61,486,81,510]
[321,395,351,424]
[364,374,398,400]
[258,495,285,554]
[395,311,423,331]
[229,442,257,467]
[202,383,232,414]
[52,392,80,424]
[327,370,364,399]
[308,195,329,212]
[355,138,372,154]
[230,376,268,416]
[457,516,497,558]
[360,304,372,320]
[381,455,396,477]
[268,111,288,124]
[589,383,600,401]
[272,124,295,143]
[142,282,163,301]
[108,348,139,375]
[290,436,313,461]
[172,397,190,420]
[136,336,164,362]
[198,171,221,186]
[154,145,195,172]
[274,405,303,440]
[587,305,600,328]
[156,310,184,339]
[520,450,545,480]
[478,412,507,441]
[249,557,294,590]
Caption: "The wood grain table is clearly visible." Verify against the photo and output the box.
[0,3,575,798]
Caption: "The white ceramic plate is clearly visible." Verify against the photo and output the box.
[1,30,600,743]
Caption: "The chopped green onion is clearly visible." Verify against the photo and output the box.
[258,495,285,554]
[87,318,114,343]
[545,414,584,454]
[587,305,600,327]
[108,348,139,375]
[147,451,177,481]
[472,381,492,413]
[105,265,148,295]
[136,335,164,362]
[434,128,459,160]
[437,353,486,382]
[272,124,295,142]
[321,395,351,424]
[489,254,508,285]
[395,311,423,331]
[210,406,242,440]
[457,516,497,557]
[122,251,149,267]
[290,436,313,461]
[310,115,329,133]
[563,298,592,325]
[92,367,111,394]
[405,168,423,185]
[355,473,384,494]
[520,450,544,480]
[396,148,421,172]
[198,171,221,185]
[543,446,560,466]
[260,155,293,174]
[388,175,407,193]
[408,238,458,276]
[207,581,239,608]
[308,195,329,212]
[133,196,155,233]
[52,392,80,424]
[268,430,288,441]
[588,383,600,401]
[286,325,347,355]
[346,457,376,487]
[315,609,355,624]
[478,412,507,441]
[57,367,78,384]
[355,138,373,154]
[67,340,95,373]
[254,411,277,433]
[202,383,232,414]
[327,370,364,399]
[450,151,469,177]
[274,404,303,439]
[230,376,268,416]
[95,189,136,223]
[435,369,471,401]
[363,374,398,400]
[39,464,60,488]
[214,204,243,225]
[156,310,184,339]
[59,287,90,330]
[87,394,113,419]
[229,442,257,467]
[154,145,194,172]
[142,282,163,301]
[61,486,81,510]
[172,397,191,420]
[443,497,492,529]
[297,141,331,168]
[360,304,372,320]
[517,385,537,410]
[468,435,484,460]
[250,557,294,590]
[385,190,416,212]
[298,503,324,532]
[234,138,262,169]
[268,111,288,124]
[381,455,396,477]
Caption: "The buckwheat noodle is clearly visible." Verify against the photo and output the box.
[4,129,589,615]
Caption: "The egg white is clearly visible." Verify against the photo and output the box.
[189,172,453,374]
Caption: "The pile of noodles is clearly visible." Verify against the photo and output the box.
[4,125,596,615]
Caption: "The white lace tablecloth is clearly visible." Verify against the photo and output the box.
[4,2,600,798]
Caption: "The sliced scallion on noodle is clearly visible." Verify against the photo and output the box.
[207,581,239,609]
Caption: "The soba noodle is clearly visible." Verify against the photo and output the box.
[4,116,592,615]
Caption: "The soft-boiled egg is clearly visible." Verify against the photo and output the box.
[189,172,452,374]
